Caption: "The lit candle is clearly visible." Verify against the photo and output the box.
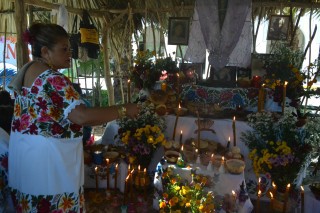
[258,84,265,112]
[283,183,290,213]
[232,190,237,203]
[227,136,231,149]
[95,166,99,192]
[172,103,180,140]
[130,169,135,201]
[301,186,304,213]
[123,174,130,204]
[258,177,261,192]
[282,81,288,115]
[115,164,118,190]
[197,110,201,150]
[127,79,131,103]
[138,165,141,188]
[161,81,167,92]
[272,182,277,194]
[106,159,110,189]
[256,190,261,213]
[179,130,183,145]
[269,192,274,211]
[211,153,214,162]
[177,73,180,94]
[144,168,147,201]
[232,116,236,146]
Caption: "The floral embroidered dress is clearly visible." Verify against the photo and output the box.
[9,69,85,213]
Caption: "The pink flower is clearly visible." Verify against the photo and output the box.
[34,78,43,87]
[47,76,66,90]
[22,29,34,44]
[19,114,30,130]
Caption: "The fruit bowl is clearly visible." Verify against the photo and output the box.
[225,159,245,174]
[164,150,180,164]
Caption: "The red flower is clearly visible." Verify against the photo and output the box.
[31,86,39,94]
[34,78,43,87]
[36,97,48,111]
[37,198,51,213]
[22,29,34,44]
[51,123,64,135]
[47,76,66,91]
[50,91,63,108]
[29,123,38,135]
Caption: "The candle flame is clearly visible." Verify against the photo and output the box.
[258,177,261,183]
[211,154,214,158]
[128,79,130,83]
[116,164,118,169]
[95,166,98,172]
[179,103,181,108]
[138,165,140,171]
[232,190,236,195]
[177,73,179,77]
[228,136,230,141]
[301,186,304,191]
[258,190,261,196]
[262,83,265,87]
[222,156,225,161]
[128,164,131,170]
[195,149,198,153]
[130,168,135,174]
[144,168,146,173]
[287,183,291,188]
[284,81,288,86]
[233,116,235,121]
[270,192,273,199]
[272,182,276,188]
[181,145,184,151]
[106,158,109,164]
[181,130,183,134]
[126,175,130,181]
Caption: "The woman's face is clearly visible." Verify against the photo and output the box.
[47,37,72,70]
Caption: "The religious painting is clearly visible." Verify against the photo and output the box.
[267,15,290,40]
[168,17,190,45]
[211,66,237,88]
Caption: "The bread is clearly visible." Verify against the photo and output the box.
[156,104,167,116]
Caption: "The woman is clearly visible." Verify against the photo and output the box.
[8,23,138,212]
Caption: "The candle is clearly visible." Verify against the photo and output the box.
[177,73,180,94]
[106,159,110,189]
[115,164,118,190]
[232,116,236,147]
[269,192,274,211]
[211,153,214,162]
[232,190,237,206]
[161,81,167,92]
[258,177,261,191]
[124,174,130,204]
[179,130,183,145]
[301,186,304,213]
[130,169,134,201]
[95,166,99,192]
[127,79,131,103]
[197,110,201,150]
[272,182,277,194]
[256,190,261,213]
[258,84,265,112]
[144,168,147,201]
[282,81,288,115]
[227,136,231,149]
[172,103,180,140]
[283,183,290,213]
[138,165,141,188]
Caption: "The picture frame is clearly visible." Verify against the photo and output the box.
[267,15,290,40]
[168,17,190,45]
[180,63,205,81]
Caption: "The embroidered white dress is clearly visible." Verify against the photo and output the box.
[9,70,85,213]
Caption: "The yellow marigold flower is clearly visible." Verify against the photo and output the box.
[159,201,166,208]
[175,186,181,191]
[199,204,204,210]
[185,202,191,207]
[195,183,201,190]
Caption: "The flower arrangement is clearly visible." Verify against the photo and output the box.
[261,42,305,102]
[130,50,178,90]
[159,167,215,213]
[242,111,319,191]
[117,102,167,168]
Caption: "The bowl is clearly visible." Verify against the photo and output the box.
[174,107,188,116]
[104,151,119,162]
[164,150,180,164]
[225,159,245,174]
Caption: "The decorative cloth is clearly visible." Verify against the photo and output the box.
[8,69,85,212]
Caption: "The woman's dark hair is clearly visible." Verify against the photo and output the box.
[0,90,13,106]
[28,23,69,57]
[0,106,13,134]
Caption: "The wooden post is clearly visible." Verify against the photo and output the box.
[14,0,29,69]
[102,22,115,106]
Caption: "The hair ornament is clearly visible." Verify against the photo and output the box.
[22,29,34,44]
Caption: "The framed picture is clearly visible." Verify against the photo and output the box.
[267,15,290,40]
[180,63,205,81]
[168,17,190,45]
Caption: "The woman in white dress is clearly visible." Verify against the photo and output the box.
[8,23,138,212]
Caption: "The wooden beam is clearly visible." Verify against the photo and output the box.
[252,1,320,9]
[11,0,194,18]
[14,0,29,69]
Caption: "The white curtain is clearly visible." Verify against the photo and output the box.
[185,0,251,71]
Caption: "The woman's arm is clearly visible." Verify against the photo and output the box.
[68,103,138,126]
